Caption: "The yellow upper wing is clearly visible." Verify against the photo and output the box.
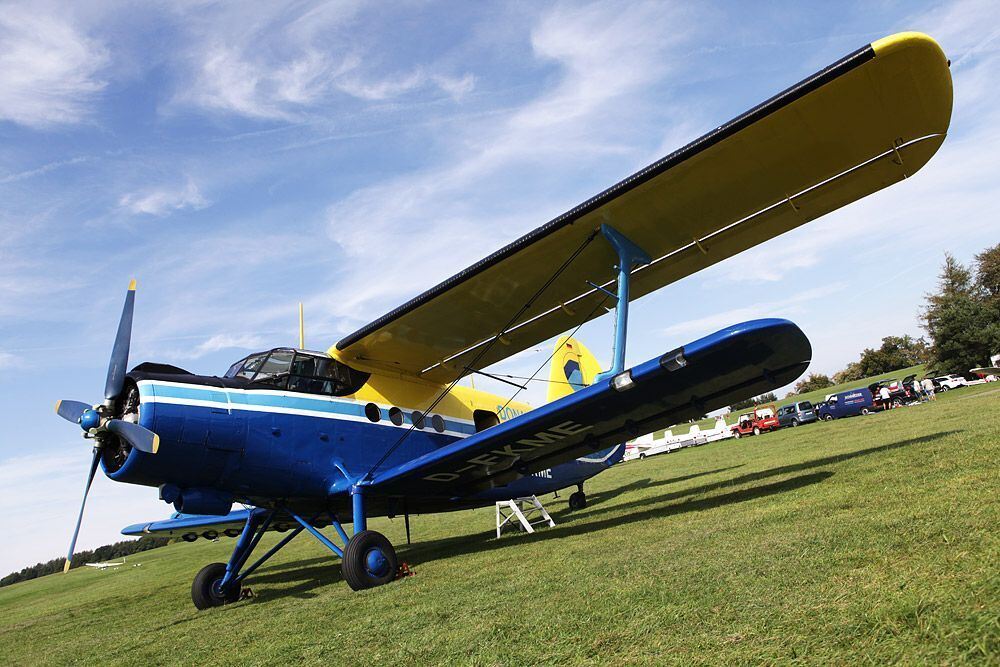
[333,32,952,384]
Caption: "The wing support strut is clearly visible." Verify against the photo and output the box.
[593,224,651,384]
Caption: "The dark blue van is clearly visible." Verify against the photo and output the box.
[817,388,874,420]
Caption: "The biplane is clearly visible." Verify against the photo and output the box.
[55,33,952,608]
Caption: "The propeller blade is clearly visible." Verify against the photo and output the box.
[106,419,159,454]
[55,400,91,424]
[104,280,136,401]
[65,449,101,573]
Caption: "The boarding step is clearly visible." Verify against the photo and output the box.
[495,495,556,538]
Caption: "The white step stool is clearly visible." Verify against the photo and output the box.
[496,495,555,538]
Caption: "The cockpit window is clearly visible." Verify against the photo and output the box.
[224,359,246,378]
[252,350,294,381]
[230,348,369,396]
[286,353,369,396]
[234,354,267,379]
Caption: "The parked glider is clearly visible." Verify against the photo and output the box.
[56,32,952,608]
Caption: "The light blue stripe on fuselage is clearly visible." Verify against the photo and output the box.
[139,381,477,436]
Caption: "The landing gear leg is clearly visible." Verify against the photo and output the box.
[342,487,398,591]
[568,483,587,511]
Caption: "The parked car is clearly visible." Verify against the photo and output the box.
[934,374,967,391]
[867,378,913,407]
[777,401,818,427]
[818,388,875,420]
[730,404,780,438]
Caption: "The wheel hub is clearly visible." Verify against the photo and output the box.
[365,548,390,577]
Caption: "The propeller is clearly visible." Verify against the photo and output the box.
[54,280,160,572]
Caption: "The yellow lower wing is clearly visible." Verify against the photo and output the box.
[334,32,952,383]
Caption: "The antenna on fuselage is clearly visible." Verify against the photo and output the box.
[298,302,305,349]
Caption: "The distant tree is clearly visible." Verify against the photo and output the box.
[922,250,1000,374]
[974,243,1000,304]
[1,536,169,588]
[832,361,864,384]
[855,335,930,377]
[793,373,834,394]
[729,391,778,412]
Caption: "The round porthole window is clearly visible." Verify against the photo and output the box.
[411,411,425,429]
[365,403,381,422]
[388,407,403,426]
[431,414,445,433]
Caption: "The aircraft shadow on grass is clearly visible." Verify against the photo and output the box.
[241,430,955,604]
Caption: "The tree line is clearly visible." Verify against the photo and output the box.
[729,243,999,411]
[1,536,169,588]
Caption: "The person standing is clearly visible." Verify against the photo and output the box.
[912,378,923,402]
[921,377,936,401]
[879,385,892,410]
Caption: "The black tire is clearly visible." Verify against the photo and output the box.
[568,491,587,511]
[639,453,646,460]
[823,414,834,421]
[753,426,761,436]
[861,407,870,415]
[192,562,239,610]
[940,386,949,392]
[342,530,398,591]
[733,430,742,439]
[790,419,798,427]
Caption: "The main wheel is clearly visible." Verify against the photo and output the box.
[790,419,798,427]
[192,562,239,610]
[753,426,761,436]
[342,530,398,591]
[823,414,834,421]
[568,491,587,511]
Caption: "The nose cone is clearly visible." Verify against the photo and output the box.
[80,409,101,431]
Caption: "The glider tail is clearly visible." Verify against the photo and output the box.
[547,335,602,403]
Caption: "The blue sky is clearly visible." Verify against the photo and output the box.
[1,0,997,573]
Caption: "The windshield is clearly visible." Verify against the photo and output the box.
[229,349,370,395]
[798,401,813,410]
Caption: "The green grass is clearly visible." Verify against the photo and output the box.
[2,384,997,665]
[661,365,927,435]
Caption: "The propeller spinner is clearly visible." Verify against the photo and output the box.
[54,280,160,572]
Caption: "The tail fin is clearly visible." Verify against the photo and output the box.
[547,335,603,403]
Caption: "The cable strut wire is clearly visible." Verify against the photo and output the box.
[361,229,599,482]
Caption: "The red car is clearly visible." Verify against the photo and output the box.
[731,404,781,438]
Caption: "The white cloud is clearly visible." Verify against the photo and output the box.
[0,156,90,184]
[0,5,108,128]
[171,2,475,120]
[118,178,208,217]
[0,352,18,369]
[661,284,847,339]
[188,333,265,359]
[319,2,702,329]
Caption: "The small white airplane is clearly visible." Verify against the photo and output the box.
[84,557,139,570]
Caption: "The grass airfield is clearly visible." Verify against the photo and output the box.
[2,386,997,665]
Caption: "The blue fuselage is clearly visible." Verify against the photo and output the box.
[110,377,622,516]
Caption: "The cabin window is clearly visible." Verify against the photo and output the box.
[388,407,404,426]
[411,411,425,429]
[364,403,381,422]
[431,414,445,433]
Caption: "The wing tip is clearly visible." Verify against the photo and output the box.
[871,31,945,61]
[128,278,137,291]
